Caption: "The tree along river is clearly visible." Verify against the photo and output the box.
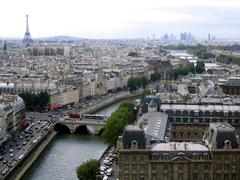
[22,100,125,180]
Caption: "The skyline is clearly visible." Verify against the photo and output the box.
[1,0,240,39]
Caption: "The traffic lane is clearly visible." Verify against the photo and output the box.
[0,119,51,172]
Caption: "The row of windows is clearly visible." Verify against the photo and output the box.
[170,117,240,124]
[216,164,238,171]
[122,155,145,161]
[164,110,240,117]
[0,88,50,93]
[121,173,237,180]
[151,153,210,161]
[172,131,204,139]
[151,173,210,180]
[123,164,146,172]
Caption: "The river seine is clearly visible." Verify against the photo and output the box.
[22,101,123,180]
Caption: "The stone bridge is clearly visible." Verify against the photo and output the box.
[54,118,106,135]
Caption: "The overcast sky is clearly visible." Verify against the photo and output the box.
[1,0,240,39]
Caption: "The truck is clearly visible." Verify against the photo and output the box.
[68,113,80,119]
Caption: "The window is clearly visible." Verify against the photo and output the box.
[204,164,209,170]
[193,164,198,170]
[204,173,209,180]
[224,164,229,170]
[124,165,129,171]
[124,175,129,180]
[190,110,194,116]
[163,153,169,160]
[192,173,197,179]
[140,164,145,171]
[132,156,137,161]
[232,174,237,180]
[163,174,168,180]
[180,132,184,137]
[176,110,181,115]
[152,164,157,171]
[234,111,239,117]
[228,111,232,117]
[173,131,176,138]
[124,155,128,161]
[178,174,183,180]
[163,164,168,170]
[225,156,229,161]
[178,164,183,170]
[152,174,157,180]
[216,164,221,171]
[224,174,229,180]
[132,164,137,171]
[205,118,210,123]
[217,174,221,180]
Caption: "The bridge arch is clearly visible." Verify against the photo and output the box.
[74,125,91,134]
[97,127,104,136]
[54,123,71,133]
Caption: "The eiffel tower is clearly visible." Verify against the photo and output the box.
[22,14,33,45]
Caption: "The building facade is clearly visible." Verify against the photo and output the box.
[0,95,25,144]
[117,123,240,180]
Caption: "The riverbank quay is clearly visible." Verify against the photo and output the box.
[80,91,142,114]
[4,130,58,180]
[4,91,142,180]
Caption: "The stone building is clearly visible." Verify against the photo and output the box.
[0,95,25,144]
[221,77,240,95]
[141,95,240,141]
[117,123,240,180]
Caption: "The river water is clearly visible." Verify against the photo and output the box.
[22,101,124,180]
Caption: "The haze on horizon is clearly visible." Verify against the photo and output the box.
[1,0,240,39]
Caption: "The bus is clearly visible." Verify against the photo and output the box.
[83,114,106,120]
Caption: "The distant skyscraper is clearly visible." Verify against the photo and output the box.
[180,32,195,41]
[208,33,211,41]
[3,41,7,51]
[22,14,33,46]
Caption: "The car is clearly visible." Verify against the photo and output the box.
[10,153,14,158]
[106,171,112,176]
[1,151,6,155]
[17,145,22,150]
[10,143,14,148]
[9,149,14,153]
[1,167,9,175]
[103,176,108,180]
[3,160,8,164]
[23,141,27,146]
[30,134,34,138]
[26,138,30,141]
[19,136,23,139]
[100,166,107,171]
[18,154,24,160]
[0,156,3,161]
